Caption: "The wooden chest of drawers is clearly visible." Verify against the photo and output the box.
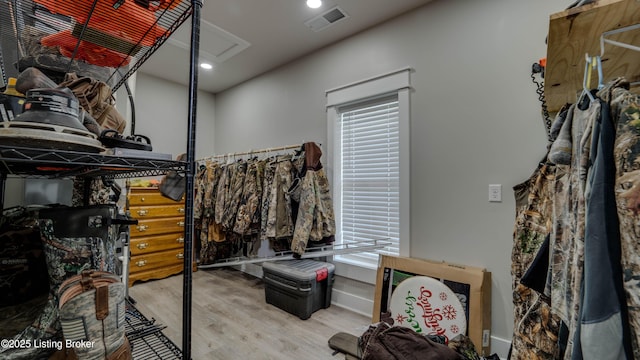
[127,187,189,287]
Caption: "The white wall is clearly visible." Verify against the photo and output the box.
[2,73,216,207]
[212,0,564,355]
[135,73,216,159]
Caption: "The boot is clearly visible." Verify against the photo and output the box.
[57,270,130,360]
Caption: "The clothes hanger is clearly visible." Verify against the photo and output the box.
[581,54,596,103]
[595,55,604,90]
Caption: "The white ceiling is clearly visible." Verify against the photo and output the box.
[139,0,433,94]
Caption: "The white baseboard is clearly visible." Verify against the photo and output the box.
[331,288,373,318]
[491,335,511,359]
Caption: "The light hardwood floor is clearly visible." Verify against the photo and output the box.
[128,268,370,360]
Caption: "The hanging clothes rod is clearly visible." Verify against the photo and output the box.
[200,143,304,161]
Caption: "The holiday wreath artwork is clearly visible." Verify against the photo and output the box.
[389,275,467,341]
[372,255,492,356]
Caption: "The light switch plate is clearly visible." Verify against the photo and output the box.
[489,184,502,202]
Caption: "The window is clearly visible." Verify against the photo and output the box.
[326,69,410,272]
[337,95,400,264]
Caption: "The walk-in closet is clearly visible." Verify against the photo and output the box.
[1,0,640,359]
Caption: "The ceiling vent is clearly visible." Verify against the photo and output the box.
[304,6,349,32]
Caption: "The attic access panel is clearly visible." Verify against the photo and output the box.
[0,0,192,91]
[166,18,250,65]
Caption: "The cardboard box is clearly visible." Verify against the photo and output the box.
[372,255,492,356]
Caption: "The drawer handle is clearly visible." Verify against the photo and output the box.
[137,209,149,216]
[140,197,145,202]
[178,207,185,214]
[136,225,149,232]
[177,253,184,259]
[177,221,185,227]
[136,243,149,250]
[176,237,184,243]
[136,260,147,267]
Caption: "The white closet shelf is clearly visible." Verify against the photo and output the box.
[198,239,391,269]
[545,0,640,112]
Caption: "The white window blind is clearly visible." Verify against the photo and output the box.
[337,95,400,264]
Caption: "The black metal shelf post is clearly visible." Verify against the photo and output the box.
[182,1,202,359]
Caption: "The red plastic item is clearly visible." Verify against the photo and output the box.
[315,268,328,282]
[34,0,167,47]
[41,30,131,68]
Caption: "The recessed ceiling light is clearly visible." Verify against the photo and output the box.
[306,0,322,9]
[200,63,213,70]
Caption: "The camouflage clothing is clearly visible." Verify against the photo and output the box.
[511,161,561,360]
[548,101,598,358]
[193,161,209,220]
[214,162,230,226]
[0,219,107,359]
[264,156,297,252]
[606,81,640,359]
[0,209,48,307]
[198,161,226,265]
[260,160,276,242]
[268,157,295,239]
[289,143,335,255]
[194,144,334,259]
[233,159,263,235]
[564,80,636,359]
[222,161,247,231]
[512,79,640,359]
[72,178,111,206]
[234,159,265,257]
[208,162,222,218]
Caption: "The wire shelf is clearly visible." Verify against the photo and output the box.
[126,299,182,360]
[0,144,185,178]
[1,0,192,90]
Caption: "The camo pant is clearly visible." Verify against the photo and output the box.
[511,162,561,360]
[199,161,234,264]
[220,161,248,231]
[233,160,265,256]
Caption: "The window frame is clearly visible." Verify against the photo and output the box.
[326,68,411,283]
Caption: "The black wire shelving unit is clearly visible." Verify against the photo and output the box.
[0,0,202,358]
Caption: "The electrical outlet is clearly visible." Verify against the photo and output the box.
[482,329,491,347]
[489,184,502,202]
